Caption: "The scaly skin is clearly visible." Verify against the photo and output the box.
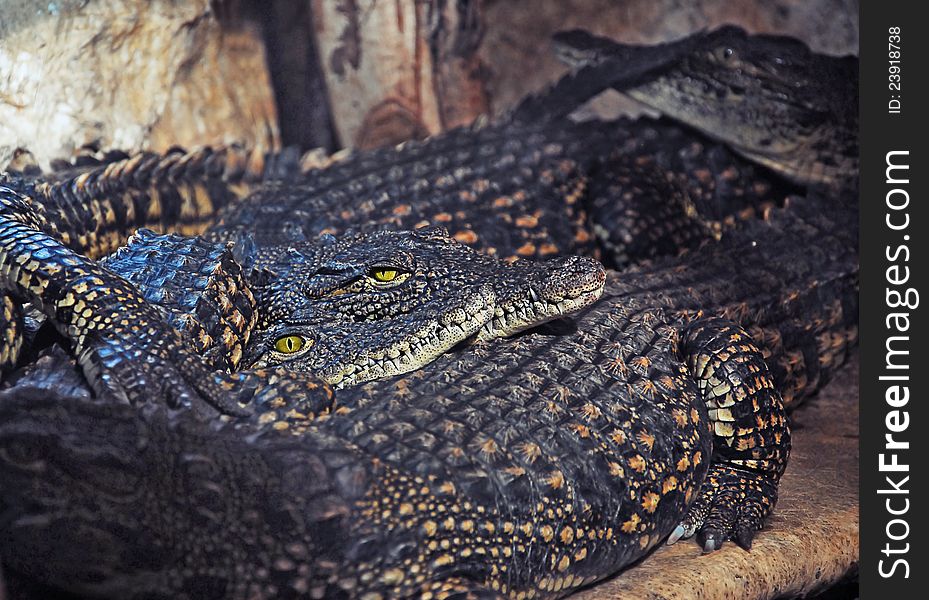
[94,226,606,388]
[0,184,342,429]
[0,194,857,598]
[1,110,785,382]
[553,26,858,191]
[1,146,606,389]
[2,27,811,376]
[0,146,272,375]
[98,228,259,372]
[0,206,602,406]
[248,229,605,386]
[208,115,784,268]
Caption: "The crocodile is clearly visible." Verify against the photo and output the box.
[0,104,793,377]
[552,26,859,191]
[1,172,606,406]
[0,190,857,598]
[247,230,606,387]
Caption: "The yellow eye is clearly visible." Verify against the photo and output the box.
[274,335,307,354]
[370,268,399,282]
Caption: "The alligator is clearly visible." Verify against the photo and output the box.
[0,192,857,598]
[552,26,859,191]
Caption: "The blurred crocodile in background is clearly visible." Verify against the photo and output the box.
[553,26,859,191]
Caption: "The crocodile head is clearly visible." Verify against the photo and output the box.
[246,296,494,388]
[244,227,605,386]
[554,26,858,187]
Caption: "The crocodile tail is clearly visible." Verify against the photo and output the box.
[99,229,259,371]
[25,142,307,184]
[0,386,367,599]
[506,60,626,124]
[737,196,859,408]
[3,145,307,261]
[619,192,858,409]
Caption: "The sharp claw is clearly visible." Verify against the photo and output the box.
[701,533,721,553]
[735,526,755,550]
[667,524,687,545]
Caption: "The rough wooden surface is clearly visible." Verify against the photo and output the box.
[0,0,279,169]
[576,356,859,599]
[310,0,488,149]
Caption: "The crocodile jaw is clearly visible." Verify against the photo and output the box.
[476,280,605,341]
[477,255,607,340]
[321,288,495,388]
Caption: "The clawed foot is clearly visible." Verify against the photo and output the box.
[667,462,778,552]
[77,310,249,415]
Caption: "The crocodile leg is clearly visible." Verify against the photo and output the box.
[672,317,790,551]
